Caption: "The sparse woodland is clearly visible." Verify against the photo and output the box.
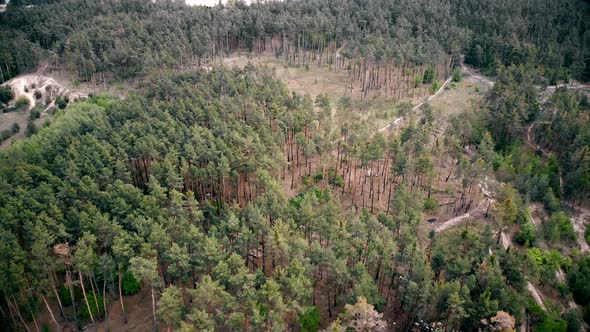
[0,0,589,331]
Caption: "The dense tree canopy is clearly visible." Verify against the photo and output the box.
[0,0,588,83]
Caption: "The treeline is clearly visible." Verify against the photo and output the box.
[1,0,588,85]
[0,67,565,331]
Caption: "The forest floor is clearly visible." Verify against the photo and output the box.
[221,53,351,101]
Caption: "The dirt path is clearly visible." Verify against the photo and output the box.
[378,75,454,132]
[460,58,494,87]
[434,198,489,233]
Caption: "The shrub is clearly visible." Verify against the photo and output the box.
[414,75,423,87]
[25,120,37,137]
[543,212,575,243]
[299,306,320,332]
[15,96,30,109]
[423,66,435,84]
[423,197,439,212]
[429,80,441,94]
[0,130,12,142]
[29,109,41,120]
[122,271,141,295]
[330,174,344,188]
[0,86,13,104]
[77,293,104,320]
[56,96,68,109]
[452,67,462,82]
[568,257,590,306]
[313,172,324,183]
[563,309,581,332]
[10,123,20,134]
[34,90,42,99]
[543,188,560,213]
[301,175,311,186]
[514,222,536,246]
[58,285,82,306]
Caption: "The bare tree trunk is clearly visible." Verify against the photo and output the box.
[118,266,127,324]
[42,294,61,332]
[79,271,96,327]
[90,275,101,320]
[48,268,66,320]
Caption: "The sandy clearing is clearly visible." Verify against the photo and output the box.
[1,64,89,148]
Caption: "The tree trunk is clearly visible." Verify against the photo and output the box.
[7,296,31,332]
[42,294,60,332]
[90,275,101,320]
[151,287,157,332]
[79,271,96,327]
[118,266,127,324]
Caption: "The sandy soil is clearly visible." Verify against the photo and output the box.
[571,207,590,254]
[0,64,89,148]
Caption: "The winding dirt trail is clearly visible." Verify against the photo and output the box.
[378,75,454,132]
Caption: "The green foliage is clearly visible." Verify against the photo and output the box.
[514,222,536,246]
[0,86,13,104]
[534,311,567,332]
[299,306,321,332]
[563,310,581,332]
[34,90,42,100]
[543,188,561,212]
[10,122,20,134]
[55,95,68,109]
[568,257,590,306]
[329,174,344,188]
[313,172,323,183]
[24,120,36,137]
[15,96,30,109]
[29,108,41,120]
[0,130,12,143]
[77,293,104,320]
[452,68,462,82]
[429,80,441,94]
[423,197,439,213]
[423,66,436,84]
[542,212,576,243]
[121,271,140,295]
[157,285,184,330]
[414,75,423,88]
